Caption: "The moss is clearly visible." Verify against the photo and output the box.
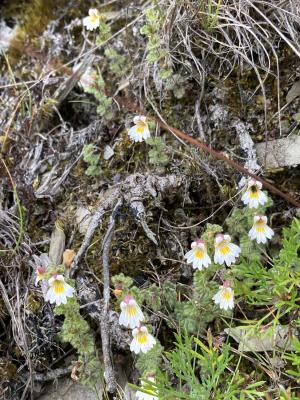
[0,359,17,381]
[26,293,43,313]
[8,0,60,63]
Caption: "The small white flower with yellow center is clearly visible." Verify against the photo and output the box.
[119,295,145,329]
[35,266,46,286]
[128,116,150,143]
[83,9,101,31]
[130,326,156,354]
[241,179,268,209]
[248,215,274,244]
[184,239,211,270]
[136,376,158,400]
[213,281,234,310]
[214,234,241,266]
[45,274,75,306]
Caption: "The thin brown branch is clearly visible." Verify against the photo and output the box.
[116,96,300,209]
[156,117,300,208]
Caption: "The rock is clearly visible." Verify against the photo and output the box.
[286,80,300,103]
[233,120,261,172]
[255,135,300,169]
[37,378,103,400]
[75,207,92,234]
[49,226,66,265]
[225,325,296,352]
[114,364,136,400]
[0,22,16,51]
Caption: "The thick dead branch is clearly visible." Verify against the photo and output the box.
[76,276,131,351]
[33,366,72,382]
[100,199,122,393]
[123,173,182,245]
[71,187,120,276]
[72,174,182,275]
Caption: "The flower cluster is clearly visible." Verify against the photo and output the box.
[184,179,274,311]
[118,295,156,354]
[242,180,274,244]
[184,235,239,310]
[184,234,241,271]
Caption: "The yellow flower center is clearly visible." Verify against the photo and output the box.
[90,13,100,24]
[136,123,146,134]
[194,248,204,259]
[136,331,148,345]
[126,305,138,318]
[52,280,65,295]
[255,220,266,233]
[222,290,232,301]
[249,186,259,199]
[219,242,231,255]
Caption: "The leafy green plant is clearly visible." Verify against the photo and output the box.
[55,295,103,388]
[199,0,222,32]
[232,217,300,318]
[104,47,129,77]
[83,73,113,118]
[136,343,164,375]
[95,16,111,44]
[284,335,300,383]
[140,6,167,64]
[132,333,265,399]
[164,73,187,99]
[140,4,172,79]
[82,144,101,177]
[146,137,169,165]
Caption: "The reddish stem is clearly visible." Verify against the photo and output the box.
[116,95,300,208]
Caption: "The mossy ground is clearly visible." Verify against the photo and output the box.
[1,0,300,399]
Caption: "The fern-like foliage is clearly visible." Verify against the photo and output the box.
[140,333,265,399]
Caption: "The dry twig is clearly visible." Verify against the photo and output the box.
[100,199,122,393]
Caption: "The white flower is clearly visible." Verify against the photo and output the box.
[184,239,211,270]
[128,116,150,142]
[130,326,156,354]
[241,179,268,209]
[214,234,241,266]
[45,275,75,306]
[213,283,234,310]
[248,215,274,244]
[35,266,46,286]
[83,9,101,31]
[136,376,158,400]
[119,296,145,329]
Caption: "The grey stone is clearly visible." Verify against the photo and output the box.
[49,226,66,265]
[37,378,103,400]
[286,80,300,103]
[225,325,296,352]
[255,135,300,169]
[75,206,92,235]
